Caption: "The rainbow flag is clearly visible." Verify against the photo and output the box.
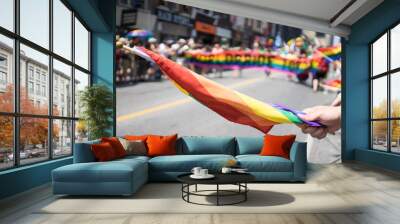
[184,49,340,76]
[127,46,321,133]
[315,45,341,61]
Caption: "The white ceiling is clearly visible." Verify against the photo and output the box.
[227,0,352,22]
[166,0,384,37]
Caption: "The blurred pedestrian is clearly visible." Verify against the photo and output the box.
[296,49,310,83]
[148,37,158,52]
[312,57,329,92]
[116,37,135,84]
[170,40,179,61]
[187,38,197,71]
[146,38,162,81]
[133,38,149,81]
[158,41,170,58]
[234,42,248,77]
[201,44,212,76]
[212,43,224,78]
[176,39,189,66]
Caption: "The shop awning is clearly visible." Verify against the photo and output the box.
[166,0,383,37]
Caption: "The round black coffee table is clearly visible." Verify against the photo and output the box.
[177,173,255,206]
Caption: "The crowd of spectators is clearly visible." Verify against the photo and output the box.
[116,34,341,93]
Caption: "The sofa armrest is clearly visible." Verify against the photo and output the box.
[289,141,307,181]
[73,141,99,163]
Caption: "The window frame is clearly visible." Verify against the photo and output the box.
[370,20,400,154]
[0,53,8,89]
[0,0,92,171]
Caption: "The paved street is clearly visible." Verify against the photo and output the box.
[117,69,341,164]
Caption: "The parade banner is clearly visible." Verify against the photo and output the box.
[127,46,322,134]
[184,45,341,76]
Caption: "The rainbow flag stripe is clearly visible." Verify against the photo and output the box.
[317,45,341,61]
[185,46,341,76]
[130,46,321,133]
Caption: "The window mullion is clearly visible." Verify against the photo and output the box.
[48,0,54,160]
[370,45,373,149]
[88,31,91,75]
[71,10,76,155]
[388,30,391,152]
[13,0,20,167]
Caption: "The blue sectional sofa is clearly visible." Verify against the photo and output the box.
[52,136,307,196]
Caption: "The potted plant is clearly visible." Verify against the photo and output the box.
[79,84,113,140]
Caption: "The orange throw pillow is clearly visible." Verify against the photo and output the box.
[124,135,149,141]
[146,134,178,157]
[91,142,117,162]
[101,137,127,158]
[259,134,296,159]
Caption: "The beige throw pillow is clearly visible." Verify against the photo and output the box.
[118,138,147,156]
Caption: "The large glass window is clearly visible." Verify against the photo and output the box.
[53,59,72,117]
[0,0,14,31]
[372,34,387,76]
[74,69,89,118]
[74,18,89,70]
[372,121,388,151]
[0,0,91,169]
[53,0,72,60]
[20,0,49,49]
[20,44,49,115]
[372,77,387,119]
[370,23,400,153]
[0,35,14,113]
[0,116,13,169]
[19,117,49,165]
[53,119,72,158]
[74,68,89,143]
[391,24,400,70]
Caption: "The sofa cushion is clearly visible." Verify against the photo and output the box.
[118,138,147,156]
[177,136,236,155]
[53,158,147,183]
[91,142,118,162]
[149,154,235,172]
[259,134,296,159]
[101,137,127,158]
[53,163,133,183]
[236,155,293,172]
[235,137,263,155]
[124,135,149,141]
[147,134,178,157]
